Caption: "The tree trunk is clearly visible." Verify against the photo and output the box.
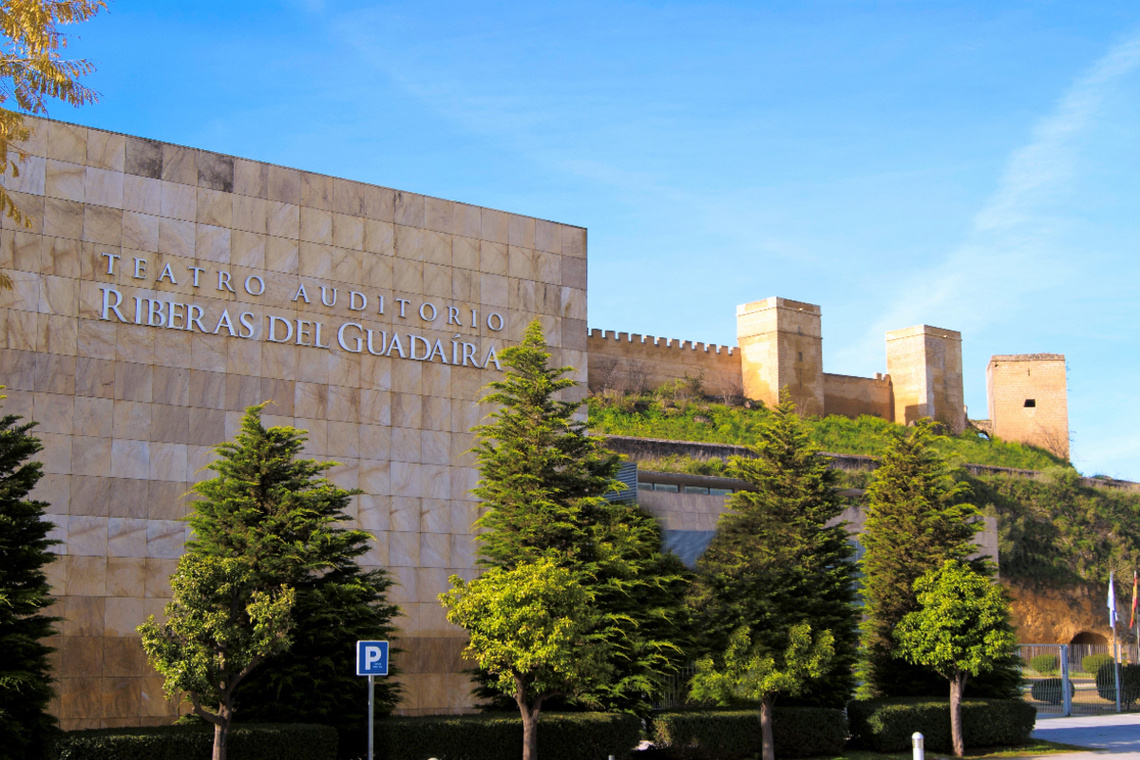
[759,694,776,760]
[515,679,542,760]
[213,718,229,760]
[212,698,234,760]
[521,705,539,760]
[949,671,966,758]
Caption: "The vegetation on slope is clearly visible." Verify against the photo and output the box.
[590,390,1140,589]
[972,471,1140,586]
[588,392,1063,471]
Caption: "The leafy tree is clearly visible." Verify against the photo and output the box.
[468,319,690,714]
[0,1,105,231]
[895,560,1018,757]
[440,559,612,760]
[859,421,988,697]
[690,392,859,708]
[0,392,59,760]
[139,556,295,760]
[691,624,834,760]
[140,405,400,760]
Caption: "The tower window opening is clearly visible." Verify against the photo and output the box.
[798,351,803,362]
[1024,399,1036,408]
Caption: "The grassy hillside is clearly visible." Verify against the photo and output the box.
[588,393,1064,471]
[973,472,1140,586]
[589,392,1140,587]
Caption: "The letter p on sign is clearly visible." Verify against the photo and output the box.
[356,640,389,676]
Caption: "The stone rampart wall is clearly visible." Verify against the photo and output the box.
[586,329,741,396]
[822,372,893,420]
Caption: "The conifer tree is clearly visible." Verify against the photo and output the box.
[690,392,859,708]
[0,394,59,760]
[465,320,689,714]
[471,320,622,568]
[141,405,400,759]
[860,422,991,697]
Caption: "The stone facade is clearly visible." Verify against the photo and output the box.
[0,116,587,729]
[985,354,1069,459]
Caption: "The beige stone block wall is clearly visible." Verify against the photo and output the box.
[884,325,965,433]
[822,372,893,420]
[736,297,824,415]
[0,116,587,727]
[986,354,1069,459]
[586,330,741,397]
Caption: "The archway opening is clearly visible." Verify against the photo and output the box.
[1071,631,1108,646]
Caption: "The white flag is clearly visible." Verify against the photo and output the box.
[1109,570,1118,625]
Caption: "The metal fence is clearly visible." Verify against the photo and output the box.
[654,663,697,709]
[1019,643,1136,716]
[657,645,1134,715]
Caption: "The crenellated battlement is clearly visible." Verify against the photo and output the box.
[588,328,737,356]
[586,295,1068,460]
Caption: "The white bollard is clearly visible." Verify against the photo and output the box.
[912,732,924,760]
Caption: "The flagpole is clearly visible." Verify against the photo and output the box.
[1110,571,1121,712]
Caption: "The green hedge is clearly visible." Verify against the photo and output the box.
[1030,678,1073,705]
[847,698,1035,752]
[1027,654,1058,674]
[46,723,337,760]
[649,707,847,759]
[1082,653,1114,676]
[1096,662,1140,706]
[376,712,641,760]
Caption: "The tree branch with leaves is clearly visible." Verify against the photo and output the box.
[894,560,1019,757]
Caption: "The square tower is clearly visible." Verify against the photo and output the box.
[986,354,1069,460]
[885,325,965,433]
[736,297,824,416]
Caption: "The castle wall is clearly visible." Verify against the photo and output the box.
[822,372,893,420]
[987,354,1069,460]
[586,329,741,397]
[0,117,587,728]
[885,325,965,433]
[736,297,824,415]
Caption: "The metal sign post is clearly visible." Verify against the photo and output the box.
[356,641,389,760]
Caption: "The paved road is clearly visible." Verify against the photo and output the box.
[1020,712,1140,758]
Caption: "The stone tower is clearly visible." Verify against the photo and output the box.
[885,325,966,433]
[986,354,1069,460]
[736,297,824,415]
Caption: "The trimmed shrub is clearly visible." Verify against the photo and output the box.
[377,712,641,760]
[1082,654,1114,676]
[847,698,1035,753]
[1029,678,1074,705]
[650,707,847,759]
[46,723,336,760]
[1095,662,1140,706]
[1028,654,1059,674]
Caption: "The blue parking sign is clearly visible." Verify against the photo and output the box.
[356,640,389,676]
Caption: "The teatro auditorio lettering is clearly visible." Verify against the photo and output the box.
[0,117,588,728]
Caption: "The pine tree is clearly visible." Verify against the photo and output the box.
[0,395,59,760]
[859,421,989,697]
[690,392,860,709]
[141,404,400,760]
[471,320,622,569]
[464,320,690,714]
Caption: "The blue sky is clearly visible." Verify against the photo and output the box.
[57,1,1140,478]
